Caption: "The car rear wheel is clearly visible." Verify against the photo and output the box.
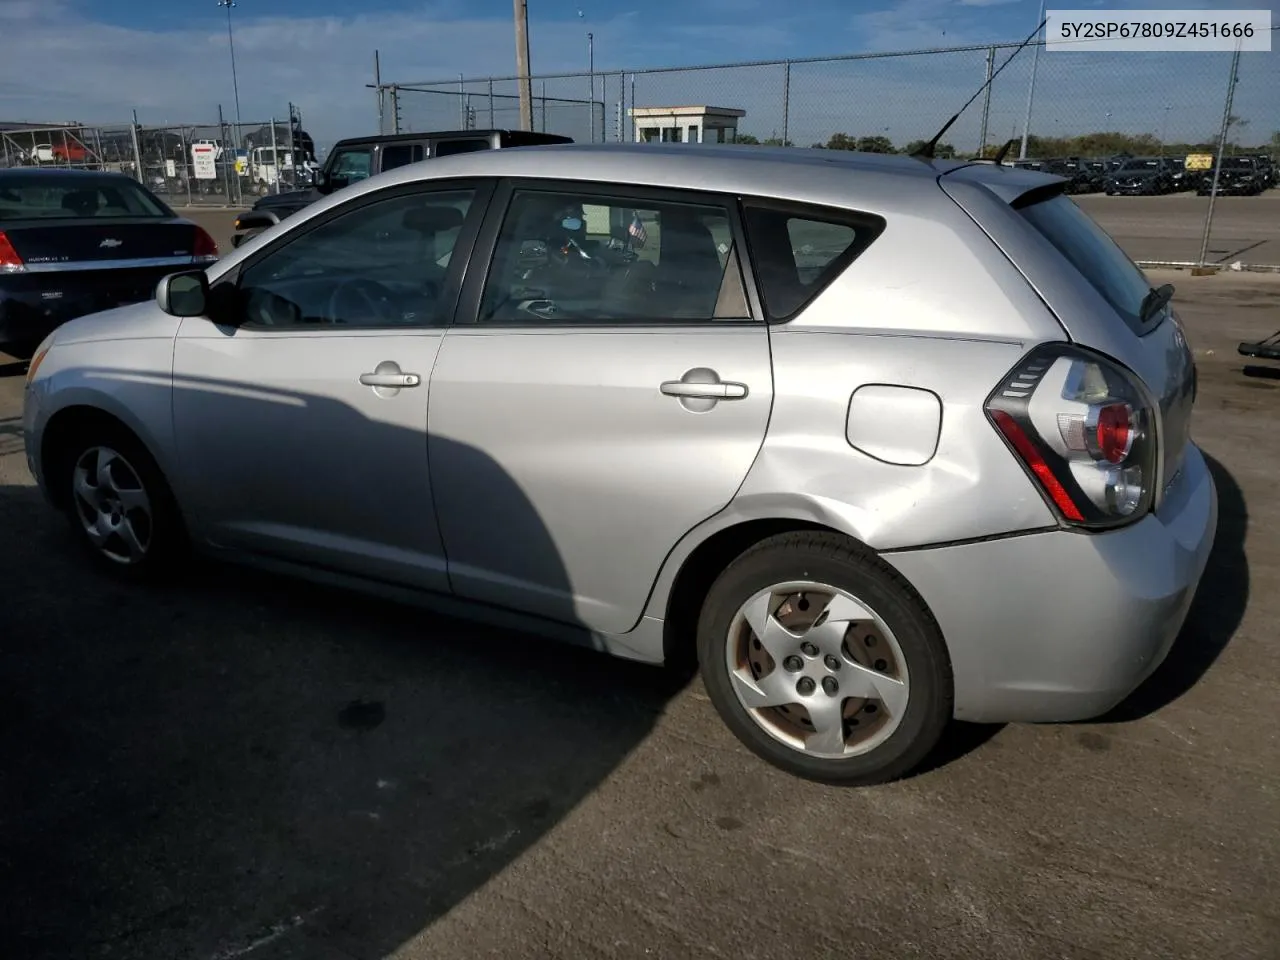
[60,426,185,580]
[696,532,952,785]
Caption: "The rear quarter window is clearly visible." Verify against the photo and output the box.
[742,201,885,322]
[1017,193,1153,333]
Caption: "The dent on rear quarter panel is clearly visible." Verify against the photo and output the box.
[738,330,1059,548]
[639,331,1060,624]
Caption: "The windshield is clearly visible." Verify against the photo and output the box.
[1020,194,1154,333]
[1119,159,1160,171]
[0,175,172,220]
[1222,158,1254,170]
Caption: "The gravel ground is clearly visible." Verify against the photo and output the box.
[0,271,1276,960]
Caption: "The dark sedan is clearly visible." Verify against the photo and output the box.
[0,169,219,352]
[1104,157,1176,196]
[1198,156,1268,196]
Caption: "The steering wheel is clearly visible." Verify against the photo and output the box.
[326,277,397,325]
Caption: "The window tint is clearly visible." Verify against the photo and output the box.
[742,204,879,321]
[380,144,425,171]
[478,188,750,324]
[434,139,492,158]
[328,148,373,182]
[1019,194,1151,331]
[0,176,170,220]
[237,189,474,329]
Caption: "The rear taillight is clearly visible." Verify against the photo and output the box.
[193,226,219,261]
[0,231,25,273]
[985,343,1157,529]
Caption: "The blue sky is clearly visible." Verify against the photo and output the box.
[0,0,1276,154]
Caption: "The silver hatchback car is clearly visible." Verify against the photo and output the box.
[22,144,1216,784]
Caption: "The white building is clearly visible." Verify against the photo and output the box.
[629,106,746,145]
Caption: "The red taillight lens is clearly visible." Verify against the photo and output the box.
[986,344,1157,529]
[990,410,1085,522]
[193,226,219,259]
[0,230,25,272]
[1094,403,1134,464]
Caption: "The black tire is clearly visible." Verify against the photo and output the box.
[54,421,187,582]
[696,532,952,786]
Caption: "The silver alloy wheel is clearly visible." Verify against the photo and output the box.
[725,581,910,759]
[71,446,154,565]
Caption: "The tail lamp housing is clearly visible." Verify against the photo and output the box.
[985,343,1158,530]
[0,230,25,273]
[193,226,219,262]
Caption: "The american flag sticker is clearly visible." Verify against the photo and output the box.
[628,212,648,248]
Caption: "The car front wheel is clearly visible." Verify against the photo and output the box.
[60,427,185,579]
[696,532,952,785]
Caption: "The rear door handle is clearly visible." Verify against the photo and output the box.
[660,380,748,400]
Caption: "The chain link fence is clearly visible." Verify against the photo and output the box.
[1,105,315,208]
[378,31,1279,161]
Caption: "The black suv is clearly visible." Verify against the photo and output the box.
[1198,156,1267,196]
[230,128,574,247]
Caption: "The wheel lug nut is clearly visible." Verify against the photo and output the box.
[824,655,840,671]
[822,676,839,696]
[796,677,816,696]
[783,655,803,672]
[800,642,818,657]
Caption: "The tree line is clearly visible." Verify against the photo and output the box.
[733,129,1280,158]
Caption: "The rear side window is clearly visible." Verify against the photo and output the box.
[381,144,425,171]
[742,202,884,321]
[434,139,492,158]
[0,176,170,220]
[1019,194,1152,332]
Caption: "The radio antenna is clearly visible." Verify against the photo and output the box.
[913,17,1048,160]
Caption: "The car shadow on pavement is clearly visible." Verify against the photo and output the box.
[0,373,690,960]
[1098,452,1248,723]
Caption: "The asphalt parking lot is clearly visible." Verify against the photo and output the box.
[189,191,1280,269]
[1,271,1278,960]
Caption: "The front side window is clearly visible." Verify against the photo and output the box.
[477,187,750,324]
[742,202,883,321]
[236,188,475,329]
[328,147,374,183]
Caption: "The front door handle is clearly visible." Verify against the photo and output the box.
[660,379,748,400]
[360,372,421,388]
[360,360,420,397]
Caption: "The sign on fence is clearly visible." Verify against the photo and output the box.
[191,143,217,180]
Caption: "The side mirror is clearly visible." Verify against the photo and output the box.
[314,171,331,194]
[156,270,209,317]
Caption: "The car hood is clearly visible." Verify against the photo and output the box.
[254,189,318,210]
[52,298,179,346]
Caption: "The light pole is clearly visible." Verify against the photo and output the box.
[217,0,243,144]
[1017,0,1046,160]
[1160,104,1172,155]
[588,32,595,143]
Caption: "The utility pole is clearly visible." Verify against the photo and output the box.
[513,0,533,131]
[374,50,383,134]
[216,0,243,145]
[1198,44,1242,268]
[1018,0,1046,159]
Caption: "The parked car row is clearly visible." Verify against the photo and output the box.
[1014,153,1276,196]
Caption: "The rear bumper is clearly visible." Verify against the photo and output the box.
[884,442,1218,723]
[0,266,178,345]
